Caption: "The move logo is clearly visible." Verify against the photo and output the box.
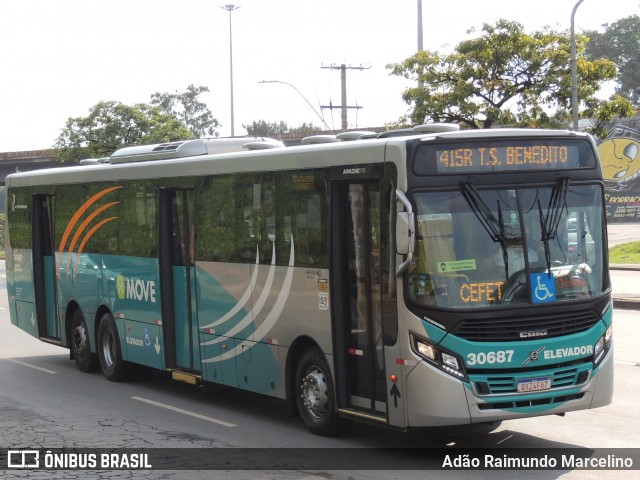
[116,274,157,303]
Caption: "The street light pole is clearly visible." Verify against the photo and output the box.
[571,0,585,131]
[221,4,240,137]
[417,0,424,88]
[258,80,333,132]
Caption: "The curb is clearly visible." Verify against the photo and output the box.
[613,296,640,310]
[609,264,640,271]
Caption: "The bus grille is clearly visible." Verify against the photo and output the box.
[451,310,600,342]
[478,366,584,395]
[477,393,585,410]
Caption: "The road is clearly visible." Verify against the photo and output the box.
[607,223,640,248]
[0,267,638,479]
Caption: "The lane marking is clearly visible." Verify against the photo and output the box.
[497,434,513,445]
[615,360,638,366]
[131,396,236,428]
[7,359,57,374]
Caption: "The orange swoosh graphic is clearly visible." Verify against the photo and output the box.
[68,201,120,254]
[58,186,122,280]
[73,217,119,274]
[58,186,122,254]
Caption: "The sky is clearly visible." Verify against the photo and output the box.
[0,0,638,152]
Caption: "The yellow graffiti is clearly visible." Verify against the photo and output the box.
[599,138,640,182]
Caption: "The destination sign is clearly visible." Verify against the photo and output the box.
[413,138,597,175]
[438,145,573,172]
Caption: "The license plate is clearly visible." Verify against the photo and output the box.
[517,376,551,393]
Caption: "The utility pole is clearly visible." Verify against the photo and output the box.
[321,64,369,131]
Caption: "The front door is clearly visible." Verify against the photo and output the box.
[159,188,200,372]
[32,195,60,340]
[333,180,388,415]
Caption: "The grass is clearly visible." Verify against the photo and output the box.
[609,241,640,264]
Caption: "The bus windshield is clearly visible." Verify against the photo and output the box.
[407,183,607,309]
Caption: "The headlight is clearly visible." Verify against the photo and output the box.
[411,334,467,381]
[593,324,613,365]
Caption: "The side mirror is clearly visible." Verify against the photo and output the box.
[395,190,415,276]
[396,211,414,255]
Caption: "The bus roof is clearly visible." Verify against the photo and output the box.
[5,128,593,188]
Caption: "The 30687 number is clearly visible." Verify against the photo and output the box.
[466,350,514,366]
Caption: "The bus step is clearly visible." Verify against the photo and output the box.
[338,408,388,424]
[170,369,202,386]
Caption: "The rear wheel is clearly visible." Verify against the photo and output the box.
[295,347,352,436]
[70,309,98,372]
[97,313,128,382]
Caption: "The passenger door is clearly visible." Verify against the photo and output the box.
[159,188,200,372]
[32,194,60,340]
[332,178,391,418]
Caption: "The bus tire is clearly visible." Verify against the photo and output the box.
[70,309,98,373]
[97,313,127,382]
[295,347,352,436]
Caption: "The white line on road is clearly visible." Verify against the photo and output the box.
[131,396,237,428]
[615,360,639,366]
[496,434,513,445]
[7,359,57,374]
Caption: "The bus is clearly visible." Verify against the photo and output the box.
[4,127,613,436]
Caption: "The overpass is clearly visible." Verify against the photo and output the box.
[0,150,61,186]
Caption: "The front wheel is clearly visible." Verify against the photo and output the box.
[97,313,128,382]
[295,347,352,436]
[70,309,98,373]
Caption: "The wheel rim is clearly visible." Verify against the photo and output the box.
[300,366,329,420]
[101,327,115,368]
[72,322,88,357]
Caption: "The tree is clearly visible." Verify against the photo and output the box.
[289,122,323,137]
[54,101,192,163]
[584,15,640,105]
[150,84,220,137]
[387,19,632,136]
[243,120,323,138]
[244,120,289,137]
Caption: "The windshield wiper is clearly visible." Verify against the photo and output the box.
[461,182,511,278]
[538,178,570,275]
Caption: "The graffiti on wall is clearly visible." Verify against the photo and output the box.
[599,124,640,223]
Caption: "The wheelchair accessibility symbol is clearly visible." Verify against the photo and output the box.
[531,273,556,304]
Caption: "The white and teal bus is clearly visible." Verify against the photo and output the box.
[4,127,613,436]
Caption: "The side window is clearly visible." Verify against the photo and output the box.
[54,184,89,253]
[201,174,261,263]
[118,182,158,257]
[7,188,33,249]
[276,171,329,268]
[200,171,329,268]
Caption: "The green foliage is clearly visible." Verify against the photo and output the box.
[54,101,193,163]
[244,120,289,137]
[609,241,640,264]
[582,93,635,139]
[243,120,322,138]
[584,15,640,105]
[387,19,632,132]
[150,84,220,137]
